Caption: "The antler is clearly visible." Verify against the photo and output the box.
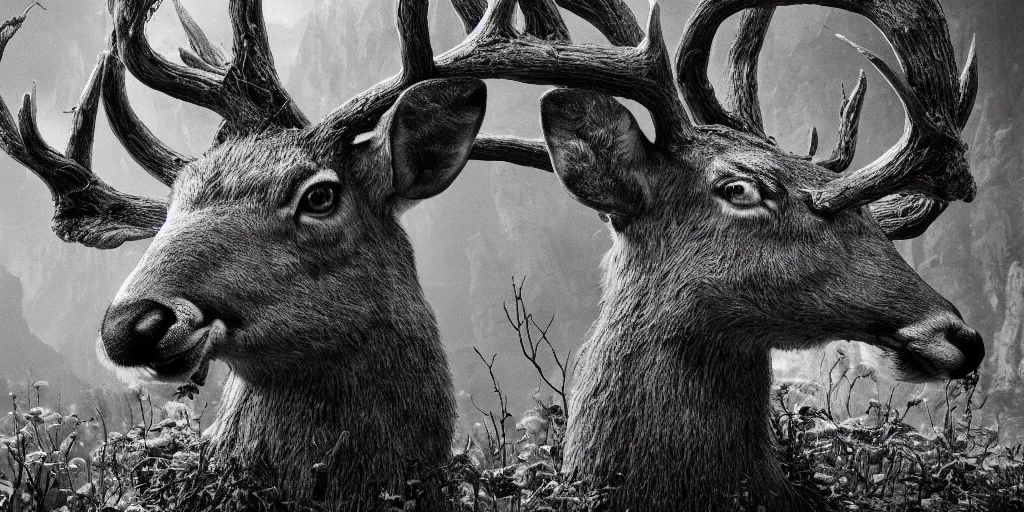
[676,0,978,239]
[112,0,308,138]
[0,8,165,249]
[306,0,692,156]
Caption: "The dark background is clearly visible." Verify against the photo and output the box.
[0,0,1020,435]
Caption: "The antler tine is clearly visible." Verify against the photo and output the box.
[0,12,166,249]
[65,59,103,171]
[555,0,642,47]
[398,0,434,80]
[817,70,867,172]
[808,32,972,213]
[304,0,436,150]
[521,0,570,42]
[957,35,978,130]
[113,0,226,119]
[725,7,774,138]
[451,0,487,34]
[226,0,308,128]
[113,0,307,137]
[863,37,976,240]
[172,0,229,73]
[102,50,193,186]
[464,0,561,172]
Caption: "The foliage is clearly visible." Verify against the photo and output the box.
[4,369,1024,512]
[3,287,1023,511]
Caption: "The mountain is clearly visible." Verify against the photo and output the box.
[0,264,90,398]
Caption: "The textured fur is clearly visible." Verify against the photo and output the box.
[541,90,982,511]
[99,81,488,510]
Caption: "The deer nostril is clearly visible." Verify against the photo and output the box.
[132,304,176,345]
[101,300,178,366]
[946,325,985,379]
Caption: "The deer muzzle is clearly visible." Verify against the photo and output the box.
[100,297,223,383]
[891,313,984,381]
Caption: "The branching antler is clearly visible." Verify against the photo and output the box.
[676,0,977,239]
[1,0,978,249]
[0,13,165,248]
[307,0,691,157]
[112,0,308,137]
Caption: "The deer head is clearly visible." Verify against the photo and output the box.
[530,0,982,380]
[433,0,983,508]
[441,0,982,378]
[0,0,507,506]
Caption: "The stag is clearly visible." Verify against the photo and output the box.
[0,0,554,507]
[431,0,983,509]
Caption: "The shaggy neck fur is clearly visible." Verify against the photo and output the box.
[204,241,455,510]
[563,238,813,511]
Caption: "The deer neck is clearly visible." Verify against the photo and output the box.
[205,251,455,508]
[564,243,807,511]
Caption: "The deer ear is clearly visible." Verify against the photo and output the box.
[540,89,651,218]
[381,78,487,200]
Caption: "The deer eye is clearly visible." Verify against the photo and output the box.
[718,179,762,207]
[299,183,339,217]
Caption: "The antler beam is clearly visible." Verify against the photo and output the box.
[0,11,165,249]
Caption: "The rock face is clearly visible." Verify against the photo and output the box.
[0,264,89,397]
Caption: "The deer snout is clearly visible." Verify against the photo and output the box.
[100,297,220,381]
[101,299,176,366]
[944,323,984,379]
[895,314,984,380]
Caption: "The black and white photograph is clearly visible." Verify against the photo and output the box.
[0,0,1018,510]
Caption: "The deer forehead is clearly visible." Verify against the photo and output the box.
[694,137,834,191]
[171,137,333,210]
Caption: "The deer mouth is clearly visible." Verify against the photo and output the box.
[99,295,227,385]
[147,319,225,385]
